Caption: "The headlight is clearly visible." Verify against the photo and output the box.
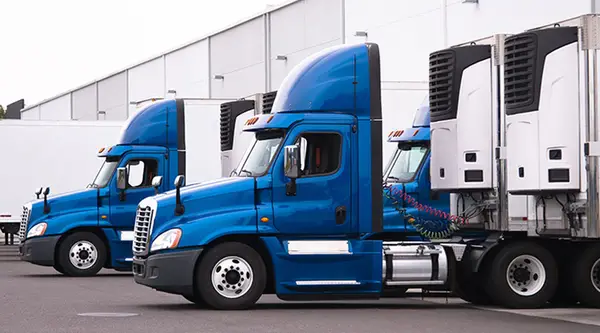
[27,223,47,238]
[150,229,182,252]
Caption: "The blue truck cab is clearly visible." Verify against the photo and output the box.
[17,97,258,276]
[131,42,463,310]
[383,101,451,238]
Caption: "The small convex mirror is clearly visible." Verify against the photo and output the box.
[116,167,127,190]
[284,145,300,179]
[152,176,163,188]
[174,175,185,188]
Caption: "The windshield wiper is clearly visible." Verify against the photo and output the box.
[240,169,253,177]
[386,176,401,182]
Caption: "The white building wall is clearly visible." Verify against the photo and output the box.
[21,106,40,120]
[98,72,128,120]
[269,0,343,90]
[210,17,266,99]
[39,94,71,120]
[446,0,592,46]
[128,57,166,116]
[165,40,210,98]
[72,84,97,120]
[19,0,598,123]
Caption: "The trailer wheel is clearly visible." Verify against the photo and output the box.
[484,241,557,308]
[56,232,107,277]
[194,242,266,310]
[572,244,600,308]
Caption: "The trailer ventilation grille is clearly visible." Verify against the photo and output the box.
[262,91,277,114]
[220,103,234,151]
[504,34,536,111]
[429,50,454,122]
[18,206,30,240]
[132,206,153,255]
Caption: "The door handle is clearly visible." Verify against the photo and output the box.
[335,206,346,225]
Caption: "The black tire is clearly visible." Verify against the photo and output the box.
[484,241,558,309]
[453,263,494,306]
[182,294,208,308]
[57,232,107,277]
[572,244,600,308]
[548,252,579,307]
[194,242,266,310]
[53,263,65,274]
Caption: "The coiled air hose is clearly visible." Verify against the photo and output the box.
[383,182,464,239]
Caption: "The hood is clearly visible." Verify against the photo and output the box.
[149,176,256,237]
[27,188,98,226]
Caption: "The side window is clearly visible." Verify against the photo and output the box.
[295,132,342,177]
[125,159,158,188]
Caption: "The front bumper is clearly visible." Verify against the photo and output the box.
[19,235,61,266]
[133,247,204,296]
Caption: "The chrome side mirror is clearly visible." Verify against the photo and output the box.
[284,145,300,179]
[152,176,163,195]
[116,167,128,190]
[284,145,300,196]
[174,175,185,188]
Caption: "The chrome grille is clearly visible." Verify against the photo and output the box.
[132,205,153,255]
[18,205,31,240]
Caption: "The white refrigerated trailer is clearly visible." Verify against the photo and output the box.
[0,120,124,240]
[427,14,600,309]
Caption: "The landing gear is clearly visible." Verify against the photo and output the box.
[194,242,266,310]
[484,242,558,308]
[57,232,107,277]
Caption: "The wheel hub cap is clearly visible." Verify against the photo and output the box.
[69,241,97,270]
[211,256,253,299]
[506,254,546,296]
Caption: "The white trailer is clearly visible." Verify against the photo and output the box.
[0,120,123,229]
[428,14,600,309]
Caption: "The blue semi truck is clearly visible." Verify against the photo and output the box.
[17,96,269,276]
[130,42,471,310]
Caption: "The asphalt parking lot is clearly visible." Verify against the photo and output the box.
[2,246,600,333]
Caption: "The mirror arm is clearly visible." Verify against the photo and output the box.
[286,178,297,196]
[174,186,185,215]
[43,193,50,214]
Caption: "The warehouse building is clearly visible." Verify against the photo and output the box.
[17,0,599,160]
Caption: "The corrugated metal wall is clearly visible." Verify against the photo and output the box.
[20,0,597,126]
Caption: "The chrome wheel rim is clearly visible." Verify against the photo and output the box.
[69,241,98,270]
[211,256,253,299]
[506,254,546,296]
[591,258,600,293]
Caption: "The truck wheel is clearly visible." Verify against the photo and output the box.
[453,264,493,305]
[571,244,600,307]
[53,263,65,274]
[182,294,208,308]
[484,241,557,308]
[57,232,107,277]
[194,242,266,310]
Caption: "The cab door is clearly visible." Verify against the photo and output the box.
[108,152,166,230]
[271,124,354,235]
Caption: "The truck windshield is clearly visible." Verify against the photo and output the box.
[235,130,283,177]
[384,143,428,183]
[88,158,119,188]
